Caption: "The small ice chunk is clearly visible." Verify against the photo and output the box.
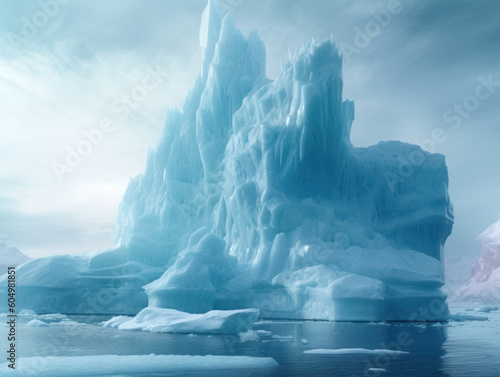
[56,320,83,326]
[301,338,309,344]
[254,329,272,336]
[304,348,409,356]
[272,335,293,341]
[239,331,260,341]
[26,319,49,327]
[19,309,37,316]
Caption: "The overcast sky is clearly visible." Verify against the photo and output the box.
[0,0,499,280]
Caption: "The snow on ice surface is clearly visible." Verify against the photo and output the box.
[448,313,488,321]
[272,334,294,341]
[303,348,409,356]
[18,309,38,316]
[102,307,259,334]
[0,354,278,377]
[239,330,260,341]
[25,318,83,327]
[0,311,85,327]
[26,319,49,327]
[0,0,454,321]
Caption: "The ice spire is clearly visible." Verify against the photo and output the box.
[200,0,224,80]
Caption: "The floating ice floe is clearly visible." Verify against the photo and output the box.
[0,354,278,377]
[304,348,409,356]
[102,307,259,334]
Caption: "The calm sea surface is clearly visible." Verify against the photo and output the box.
[3,307,500,376]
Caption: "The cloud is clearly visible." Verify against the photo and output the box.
[0,13,202,257]
[0,0,499,269]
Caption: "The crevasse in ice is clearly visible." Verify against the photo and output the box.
[0,0,453,320]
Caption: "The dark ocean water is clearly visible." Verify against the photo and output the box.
[3,307,500,376]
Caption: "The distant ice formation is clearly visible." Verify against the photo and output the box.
[0,244,30,274]
[0,0,453,321]
[454,217,500,305]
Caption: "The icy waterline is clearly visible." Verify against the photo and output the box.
[0,308,499,376]
[0,355,278,377]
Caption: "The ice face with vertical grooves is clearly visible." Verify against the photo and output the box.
[0,0,453,321]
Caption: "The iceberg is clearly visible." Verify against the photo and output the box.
[454,217,500,305]
[0,0,453,321]
[26,319,50,327]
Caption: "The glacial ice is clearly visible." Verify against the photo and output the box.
[0,354,278,377]
[0,0,453,321]
[454,217,500,305]
[102,307,259,334]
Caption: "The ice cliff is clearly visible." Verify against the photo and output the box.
[454,217,500,305]
[0,0,454,320]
